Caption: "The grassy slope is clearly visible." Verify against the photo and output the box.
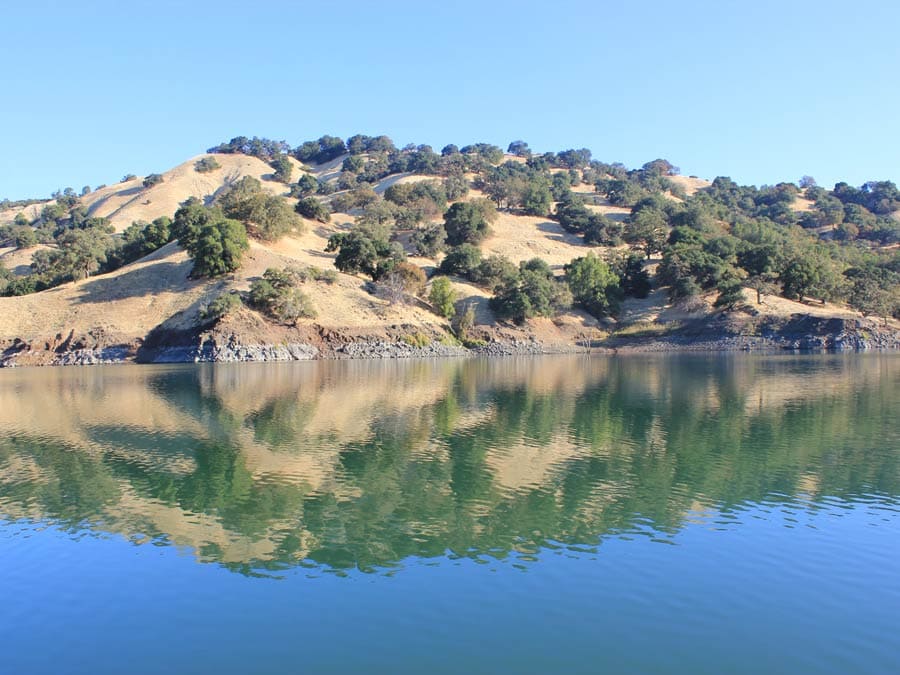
[0,154,893,350]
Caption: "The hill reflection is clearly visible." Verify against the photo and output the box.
[0,355,897,574]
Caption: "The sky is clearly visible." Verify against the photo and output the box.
[2,0,899,198]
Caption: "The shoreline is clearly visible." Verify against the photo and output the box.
[2,326,898,368]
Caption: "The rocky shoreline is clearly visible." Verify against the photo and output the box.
[1,314,897,367]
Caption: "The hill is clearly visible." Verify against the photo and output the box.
[0,134,897,366]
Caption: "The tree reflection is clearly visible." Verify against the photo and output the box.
[0,355,896,574]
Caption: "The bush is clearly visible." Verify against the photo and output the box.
[173,202,249,277]
[564,253,622,318]
[308,266,338,284]
[438,244,482,277]
[201,292,242,322]
[326,224,404,279]
[13,227,37,249]
[270,154,293,183]
[410,222,447,257]
[473,254,519,292]
[194,157,221,173]
[400,332,431,348]
[429,277,457,318]
[218,177,302,241]
[248,267,316,323]
[443,199,497,246]
[143,173,164,188]
[295,197,331,223]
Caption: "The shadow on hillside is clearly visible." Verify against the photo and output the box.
[602,211,628,223]
[86,187,144,216]
[536,220,586,245]
[74,260,194,303]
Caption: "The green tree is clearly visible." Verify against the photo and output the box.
[292,173,319,197]
[443,199,497,246]
[428,277,456,318]
[184,217,249,278]
[780,256,819,302]
[143,173,164,188]
[295,197,331,223]
[714,274,746,310]
[410,222,447,257]
[521,176,552,216]
[746,272,780,304]
[564,253,622,318]
[326,224,403,279]
[270,154,293,184]
[201,292,242,323]
[438,244,482,277]
[218,178,301,241]
[474,254,519,293]
[625,208,668,258]
[13,227,37,249]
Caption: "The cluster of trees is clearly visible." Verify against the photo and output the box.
[201,264,337,325]
[649,180,900,320]
[216,176,303,240]
[325,223,405,279]
[248,267,317,323]
[4,132,899,325]
[432,243,641,324]
[554,193,624,246]
[172,200,248,277]
[207,136,291,160]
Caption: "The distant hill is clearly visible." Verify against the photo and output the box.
[0,134,897,365]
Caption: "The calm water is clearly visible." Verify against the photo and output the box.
[0,355,898,674]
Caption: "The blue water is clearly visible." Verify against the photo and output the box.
[0,355,898,674]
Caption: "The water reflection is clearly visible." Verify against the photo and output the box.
[0,355,897,574]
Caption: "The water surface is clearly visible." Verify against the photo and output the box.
[1,355,898,674]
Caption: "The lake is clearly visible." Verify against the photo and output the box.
[0,354,898,674]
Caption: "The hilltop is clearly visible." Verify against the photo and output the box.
[0,135,898,366]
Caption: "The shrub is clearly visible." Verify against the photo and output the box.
[201,292,242,322]
[400,332,431,348]
[194,157,221,173]
[308,266,338,284]
[295,197,331,223]
[443,199,497,246]
[218,177,302,241]
[270,154,293,183]
[326,224,404,279]
[143,173,164,188]
[248,267,316,323]
[429,277,457,318]
[410,222,447,257]
[438,244,482,276]
[564,253,622,318]
[13,227,37,249]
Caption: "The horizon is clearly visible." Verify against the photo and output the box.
[3,0,899,199]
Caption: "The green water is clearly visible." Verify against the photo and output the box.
[0,355,898,674]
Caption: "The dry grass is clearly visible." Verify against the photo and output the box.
[481,212,597,269]
[0,153,880,346]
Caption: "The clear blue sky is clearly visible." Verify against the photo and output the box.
[3,0,898,198]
